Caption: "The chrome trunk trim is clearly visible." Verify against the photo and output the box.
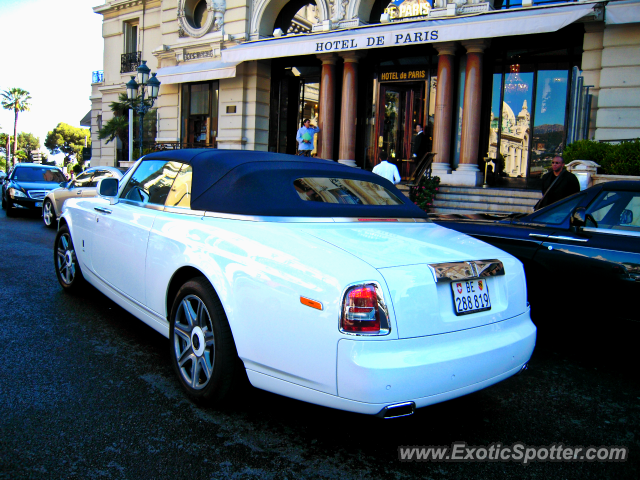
[428,259,505,283]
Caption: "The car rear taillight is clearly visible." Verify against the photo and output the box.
[340,283,390,335]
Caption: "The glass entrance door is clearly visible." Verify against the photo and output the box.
[376,83,425,180]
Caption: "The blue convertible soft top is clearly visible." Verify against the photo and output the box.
[143,149,429,219]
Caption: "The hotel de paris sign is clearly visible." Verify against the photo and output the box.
[313,0,436,53]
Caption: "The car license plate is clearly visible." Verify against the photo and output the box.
[35,202,42,208]
[451,279,491,316]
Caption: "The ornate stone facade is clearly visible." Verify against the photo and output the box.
[177,0,226,38]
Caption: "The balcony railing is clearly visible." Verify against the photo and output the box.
[121,52,141,73]
[92,70,104,83]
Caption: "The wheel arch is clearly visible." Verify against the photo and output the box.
[57,215,70,231]
[166,266,220,321]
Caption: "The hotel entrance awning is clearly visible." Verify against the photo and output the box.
[222,3,598,64]
[155,60,238,85]
[606,0,640,24]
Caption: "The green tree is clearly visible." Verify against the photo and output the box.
[17,132,40,162]
[45,123,91,167]
[1,87,32,169]
[0,132,12,173]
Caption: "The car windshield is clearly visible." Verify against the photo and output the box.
[294,178,403,205]
[531,194,586,225]
[13,167,66,183]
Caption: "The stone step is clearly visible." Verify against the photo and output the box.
[429,206,507,215]
[437,185,542,199]
[436,192,539,206]
[431,200,534,214]
[398,183,540,215]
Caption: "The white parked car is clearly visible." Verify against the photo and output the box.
[54,150,536,417]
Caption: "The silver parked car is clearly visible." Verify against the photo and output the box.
[43,166,126,228]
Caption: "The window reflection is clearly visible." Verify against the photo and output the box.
[500,67,533,178]
[294,178,403,205]
[531,71,569,179]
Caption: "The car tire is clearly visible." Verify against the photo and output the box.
[43,199,57,228]
[169,277,241,405]
[54,224,86,293]
[5,197,16,217]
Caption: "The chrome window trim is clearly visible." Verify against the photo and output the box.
[339,281,391,337]
[203,211,427,223]
[332,217,428,223]
[583,227,640,238]
[163,206,206,216]
[118,198,166,211]
[428,260,505,283]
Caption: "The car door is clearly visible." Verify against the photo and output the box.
[532,189,640,320]
[90,160,181,305]
[55,171,94,212]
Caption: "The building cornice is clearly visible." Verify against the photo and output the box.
[93,0,161,15]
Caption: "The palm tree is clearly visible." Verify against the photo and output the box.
[98,93,152,159]
[1,88,32,168]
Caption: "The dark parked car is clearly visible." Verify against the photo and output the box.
[432,181,640,321]
[2,163,67,217]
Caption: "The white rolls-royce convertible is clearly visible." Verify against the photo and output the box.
[54,150,536,418]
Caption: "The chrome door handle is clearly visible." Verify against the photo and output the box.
[547,235,588,242]
[529,234,549,239]
[76,190,82,195]
[94,207,112,214]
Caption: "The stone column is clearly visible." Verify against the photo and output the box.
[456,40,489,186]
[338,52,361,166]
[432,42,457,177]
[316,53,337,160]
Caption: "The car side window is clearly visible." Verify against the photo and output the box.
[89,170,113,187]
[532,194,586,225]
[587,191,640,231]
[72,171,94,188]
[120,160,182,206]
[165,164,192,208]
[619,196,640,229]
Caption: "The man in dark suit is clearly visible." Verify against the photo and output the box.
[411,124,427,161]
[536,156,580,210]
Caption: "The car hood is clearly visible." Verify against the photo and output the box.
[299,222,505,269]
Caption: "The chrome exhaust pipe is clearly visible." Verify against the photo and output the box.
[516,363,528,375]
[376,401,415,419]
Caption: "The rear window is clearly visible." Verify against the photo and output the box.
[294,178,403,206]
[13,167,66,183]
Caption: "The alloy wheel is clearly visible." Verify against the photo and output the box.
[172,294,215,390]
[56,232,77,286]
[43,200,55,227]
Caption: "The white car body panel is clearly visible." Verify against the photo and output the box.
[91,201,158,304]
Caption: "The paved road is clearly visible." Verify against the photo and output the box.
[0,209,638,479]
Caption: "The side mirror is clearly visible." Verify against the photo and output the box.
[570,206,598,230]
[570,206,586,229]
[98,177,119,203]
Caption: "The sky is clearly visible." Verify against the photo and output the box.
[0,0,104,150]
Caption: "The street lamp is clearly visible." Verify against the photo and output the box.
[126,60,161,158]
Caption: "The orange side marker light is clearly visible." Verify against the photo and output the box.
[300,296,323,311]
